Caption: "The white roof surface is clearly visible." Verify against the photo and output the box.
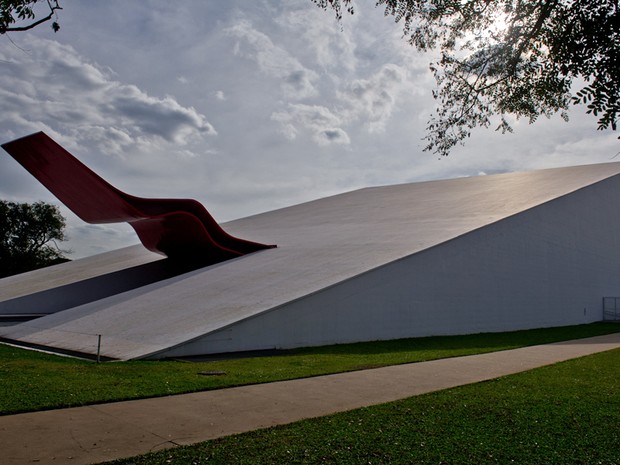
[2,162,620,359]
[0,245,163,302]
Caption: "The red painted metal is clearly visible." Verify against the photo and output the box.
[1,132,275,264]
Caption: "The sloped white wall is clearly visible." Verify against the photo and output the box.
[157,175,620,358]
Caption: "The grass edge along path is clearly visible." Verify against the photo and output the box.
[107,347,620,465]
[1,322,619,415]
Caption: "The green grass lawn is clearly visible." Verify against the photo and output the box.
[107,347,620,465]
[1,322,618,415]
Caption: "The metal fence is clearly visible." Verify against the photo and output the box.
[602,297,620,321]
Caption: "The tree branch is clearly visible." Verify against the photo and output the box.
[507,0,558,74]
[0,1,61,34]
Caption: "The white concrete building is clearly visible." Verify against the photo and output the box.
[2,162,620,360]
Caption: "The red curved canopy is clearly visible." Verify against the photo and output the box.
[1,132,275,264]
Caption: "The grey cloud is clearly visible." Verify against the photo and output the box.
[48,60,108,91]
[317,128,351,146]
[283,69,318,99]
[67,223,137,258]
[73,126,134,157]
[0,37,216,155]
[110,89,217,142]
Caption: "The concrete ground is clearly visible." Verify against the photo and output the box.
[1,332,619,465]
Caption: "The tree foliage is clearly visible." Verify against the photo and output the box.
[314,0,619,156]
[0,0,61,34]
[0,200,69,278]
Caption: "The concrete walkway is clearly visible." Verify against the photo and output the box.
[2,332,619,465]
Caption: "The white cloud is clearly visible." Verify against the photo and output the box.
[337,64,412,133]
[223,11,416,147]
[226,19,319,99]
[275,6,357,71]
[0,37,217,155]
[270,64,413,145]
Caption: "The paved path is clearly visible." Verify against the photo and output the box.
[2,332,619,465]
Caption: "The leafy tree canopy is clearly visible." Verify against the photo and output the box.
[0,200,69,278]
[315,0,618,155]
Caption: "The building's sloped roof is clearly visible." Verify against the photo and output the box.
[0,245,164,302]
[2,162,620,359]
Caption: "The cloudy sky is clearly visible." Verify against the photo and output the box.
[1,0,617,258]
